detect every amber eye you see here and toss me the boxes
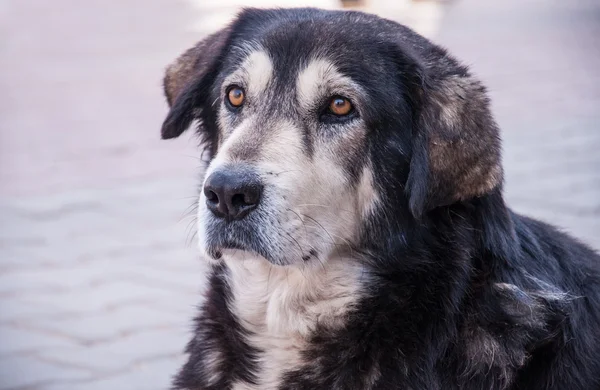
[227,86,245,107]
[328,96,353,116]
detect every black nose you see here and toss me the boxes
[203,168,263,221]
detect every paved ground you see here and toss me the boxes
[0,0,598,389]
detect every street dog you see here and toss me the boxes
[160,8,600,390]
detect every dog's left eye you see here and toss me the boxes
[329,97,352,115]
[320,96,356,123]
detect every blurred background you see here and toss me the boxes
[0,0,598,389]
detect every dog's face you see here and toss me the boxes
[201,50,378,266]
[161,8,503,267]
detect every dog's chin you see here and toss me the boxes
[202,232,285,266]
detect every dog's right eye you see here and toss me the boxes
[226,86,245,109]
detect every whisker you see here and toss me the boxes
[312,249,327,272]
[301,214,337,244]
[272,169,303,176]
[284,232,304,258]
[186,230,198,248]
[286,208,308,238]
[300,214,370,260]
[267,263,273,293]
[185,218,197,237]
[180,153,210,163]
[301,213,351,260]
[178,202,199,223]
[302,226,349,245]
[285,208,326,272]
[294,204,355,215]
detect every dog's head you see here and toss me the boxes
[161,8,502,266]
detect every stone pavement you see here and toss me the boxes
[0,0,598,389]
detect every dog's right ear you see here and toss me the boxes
[161,26,232,140]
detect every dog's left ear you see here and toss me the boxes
[405,51,503,219]
[161,26,232,140]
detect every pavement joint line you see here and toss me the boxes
[2,322,187,347]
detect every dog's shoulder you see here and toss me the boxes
[454,210,600,389]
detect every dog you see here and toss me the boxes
[160,8,600,390]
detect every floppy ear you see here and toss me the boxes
[406,57,503,218]
[161,26,232,140]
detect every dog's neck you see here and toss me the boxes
[223,253,366,338]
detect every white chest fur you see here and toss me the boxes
[224,254,365,390]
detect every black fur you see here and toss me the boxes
[163,8,600,390]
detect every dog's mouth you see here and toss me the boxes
[203,220,275,263]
